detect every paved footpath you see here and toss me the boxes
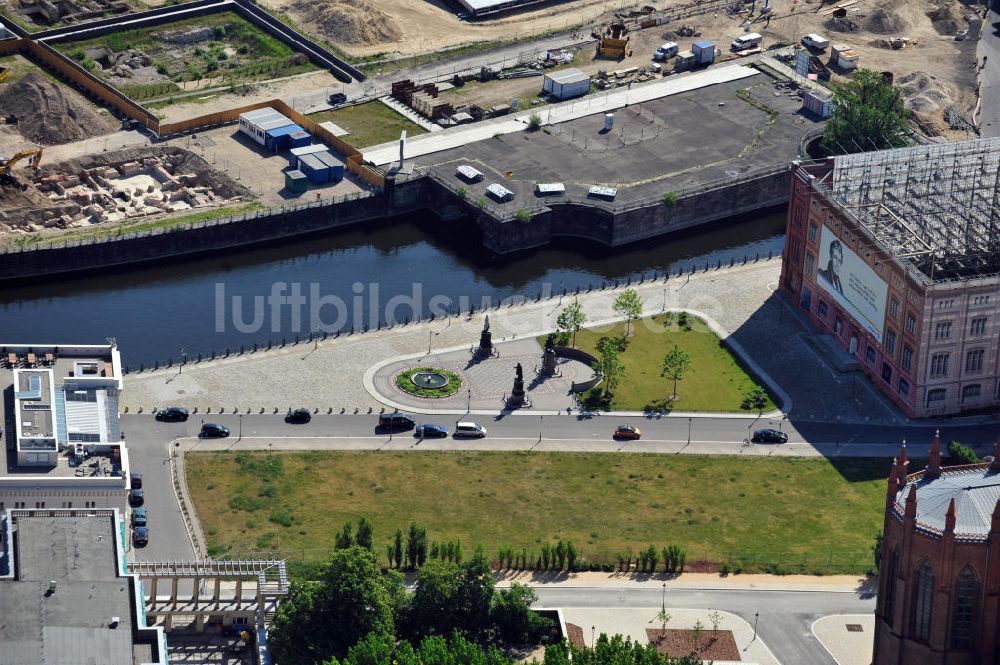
[123,258,903,425]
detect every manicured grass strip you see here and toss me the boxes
[187,451,886,574]
[308,102,427,149]
[551,314,776,413]
[396,367,462,398]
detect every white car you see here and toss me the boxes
[802,33,830,50]
[653,42,679,61]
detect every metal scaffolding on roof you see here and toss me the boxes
[827,137,1000,282]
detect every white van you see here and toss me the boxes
[731,32,763,51]
[455,422,487,438]
[802,33,830,51]
[653,42,678,61]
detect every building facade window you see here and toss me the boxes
[866,347,877,366]
[912,561,935,642]
[805,253,815,275]
[930,353,950,377]
[906,314,917,334]
[834,319,843,336]
[966,349,985,374]
[938,299,955,309]
[972,295,990,306]
[818,300,828,317]
[885,330,897,355]
[951,566,979,649]
[881,362,892,383]
[927,389,946,406]
[898,379,910,397]
[935,321,952,340]
[902,345,913,372]
[970,317,988,336]
[807,223,818,242]
[962,384,982,403]
[890,297,899,319]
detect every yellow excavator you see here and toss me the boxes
[0,148,44,184]
[0,68,8,84]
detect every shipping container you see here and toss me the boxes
[674,50,697,71]
[486,183,514,202]
[289,143,331,168]
[238,108,292,147]
[837,50,860,71]
[535,182,565,196]
[287,130,311,150]
[587,185,617,201]
[284,169,309,193]
[297,153,330,184]
[802,88,834,118]
[456,165,484,182]
[692,41,716,65]
[264,123,305,152]
[543,68,591,100]
[313,151,345,182]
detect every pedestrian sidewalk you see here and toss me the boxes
[496,570,866,594]
[121,258,903,425]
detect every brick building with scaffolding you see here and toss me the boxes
[781,137,1000,418]
[875,433,1000,664]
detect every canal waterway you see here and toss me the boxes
[0,211,785,367]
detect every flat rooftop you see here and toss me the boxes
[0,512,157,665]
[827,136,1000,283]
[415,71,822,209]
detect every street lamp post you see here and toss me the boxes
[591,625,595,646]
[687,418,692,446]
[428,330,433,355]
[178,347,185,375]
[752,611,759,642]
[467,388,472,414]
[661,582,666,612]
[238,414,243,442]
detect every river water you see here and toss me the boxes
[0,211,785,367]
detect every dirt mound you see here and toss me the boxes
[865,8,908,34]
[898,71,952,114]
[926,4,962,35]
[824,16,861,32]
[0,73,116,146]
[290,0,402,46]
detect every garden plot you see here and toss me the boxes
[59,13,317,103]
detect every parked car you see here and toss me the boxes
[328,92,347,105]
[751,428,788,443]
[133,526,149,547]
[129,488,144,507]
[156,406,189,422]
[614,425,642,440]
[285,408,312,424]
[653,41,679,60]
[199,423,230,438]
[132,507,147,528]
[130,472,142,489]
[415,423,449,438]
[453,422,487,438]
[378,413,416,432]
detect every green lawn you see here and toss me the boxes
[553,314,776,413]
[308,102,427,149]
[188,451,886,575]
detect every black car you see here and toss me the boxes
[156,406,190,422]
[285,408,312,424]
[133,526,149,547]
[751,428,788,444]
[129,488,144,507]
[328,92,347,105]
[200,423,231,438]
[378,413,415,432]
[414,423,448,438]
[130,472,143,489]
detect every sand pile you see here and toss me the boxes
[0,73,116,145]
[865,8,908,34]
[926,4,962,35]
[824,16,861,32]
[898,71,953,113]
[290,0,402,46]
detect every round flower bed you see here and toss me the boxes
[396,367,462,398]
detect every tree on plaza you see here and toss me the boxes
[821,68,909,155]
[742,385,769,414]
[661,345,692,401]
[356,516,374,551]
[543,634,702,665]
[612,289,643,337]
[556,298,587,347]
[335,522,354,549]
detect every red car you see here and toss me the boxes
[614,425,642,440]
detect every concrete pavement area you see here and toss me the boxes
[976,1,1000,136]
[812,614,875,665]
[121,258,909,425]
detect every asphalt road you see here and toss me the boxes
[531,586,876,665]
[978,0,1000,136]
[121,411,1000,563]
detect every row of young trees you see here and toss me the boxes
[496,540,579,572]
[630,544,688,574]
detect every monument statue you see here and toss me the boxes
[541,334,557,376]
[478,315,493,356]
[509,362,527,408]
